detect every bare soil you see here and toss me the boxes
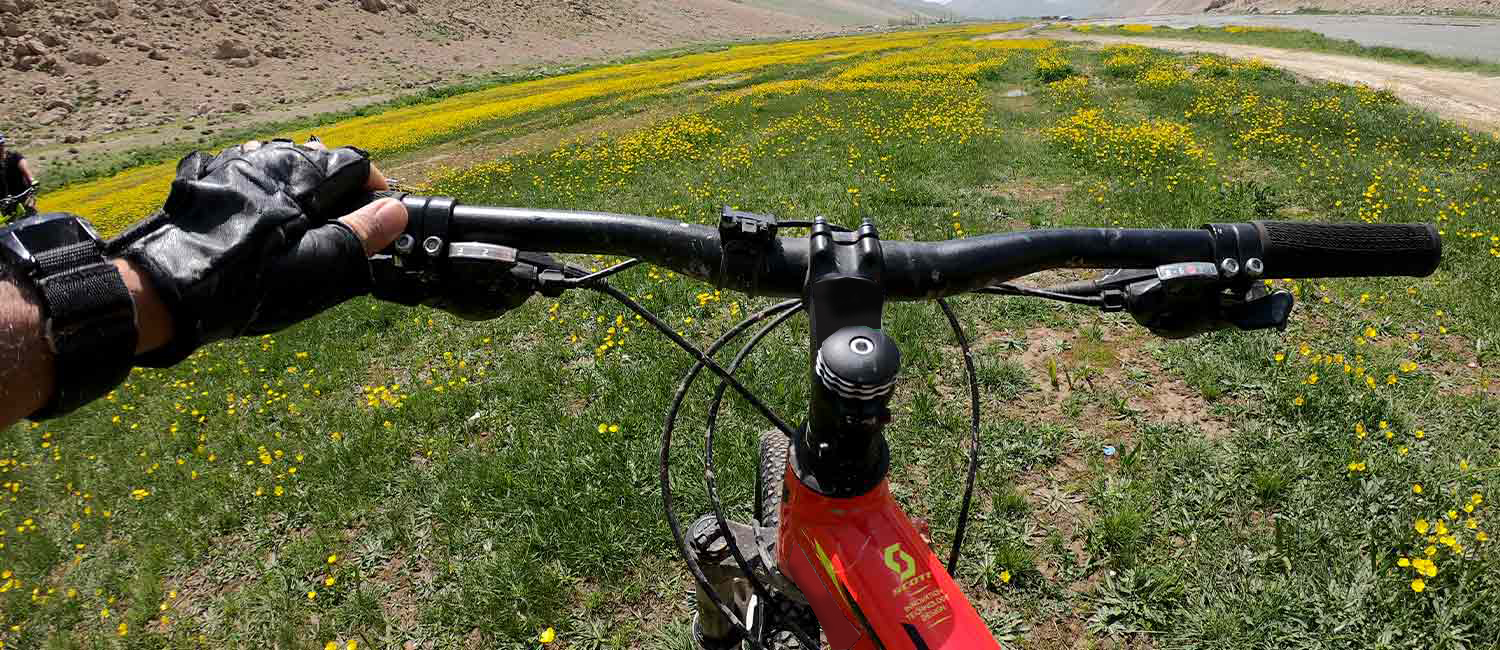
[1098,0,1500,15]
[1043,32,1500,132]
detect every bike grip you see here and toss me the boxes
[1253,221,1441,278]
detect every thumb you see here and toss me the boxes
[337,197,409,257]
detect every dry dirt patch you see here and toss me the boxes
[1025,32,1500,133]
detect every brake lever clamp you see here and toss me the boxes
[371,239,562,320]
[1122,262,1294,339]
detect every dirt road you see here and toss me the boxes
[1030,32,1500,133]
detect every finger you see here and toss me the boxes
[243,140,262,152]
[304,137,327,151]
[366,162,389,191]
[337,198,408,257]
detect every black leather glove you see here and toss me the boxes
[107,141,377,366]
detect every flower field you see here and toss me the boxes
[6,22,1500,649]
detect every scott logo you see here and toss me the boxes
[883,543,915,582]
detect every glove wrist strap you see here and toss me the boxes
[36,242,138,418]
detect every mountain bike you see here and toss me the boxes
[1,182,40,223]
[369,194,1441,648]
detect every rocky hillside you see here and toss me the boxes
[0,0,944,169]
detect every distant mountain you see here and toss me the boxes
[736,0,953,25]
[941,0,1120,18]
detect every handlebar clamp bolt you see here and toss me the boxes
[422,236,445,257]
[393,234,415,255]
[1219,258,1241,278]
[1245,257,1265,278]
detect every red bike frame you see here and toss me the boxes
[777,468,1000,648]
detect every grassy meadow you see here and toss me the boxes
[5,22,1500,650]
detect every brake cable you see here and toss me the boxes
[579,276,807,650]
[936,298,982,575]
[699,303,821,647]
[978,282,1106,307]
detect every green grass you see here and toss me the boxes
[3,34,1500,649]
[1077,24,1500,76]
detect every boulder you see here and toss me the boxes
[213,39,250,59]
[44,99,75,112]
[1,22,24,37]
[65,50,109,66]
[359,0,388,13]
[94,0,121,19]
[0,0,37,15]
[13,37,48,57]
[201,1,221,17]
[227,56,258,68]
[230,101,250,112]
[37,108,69,126]
[147,49,168,60]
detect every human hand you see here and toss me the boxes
[109,139,408,365]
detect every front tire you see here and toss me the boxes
[754,430,820,649]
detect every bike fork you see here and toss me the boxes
[688,515,806,649]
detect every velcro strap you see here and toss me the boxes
[35,241,105,277]
[31,252,138,419]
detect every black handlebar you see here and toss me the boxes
[392,195,1441,298]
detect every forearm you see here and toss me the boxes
[0,260,172,429]
[0,268,53,427]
